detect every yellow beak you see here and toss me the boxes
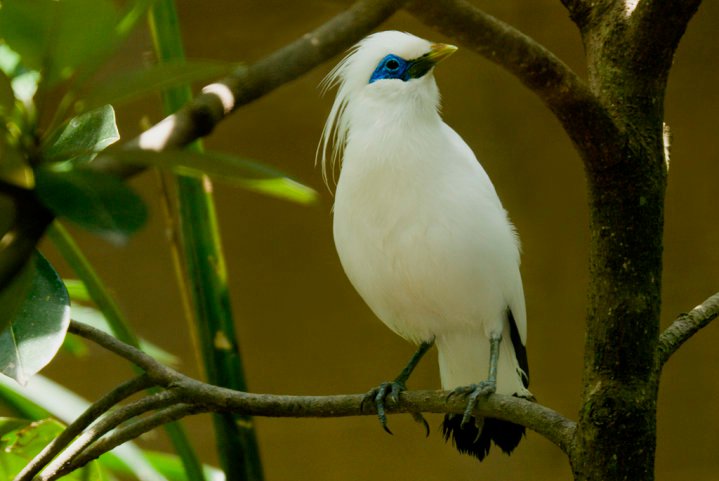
[427,43,458,64]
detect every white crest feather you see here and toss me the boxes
[316,42,360,188]
[317,31,434,189]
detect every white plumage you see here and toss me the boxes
[320,31,531,460]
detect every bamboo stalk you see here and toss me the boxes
[148,2,264,480]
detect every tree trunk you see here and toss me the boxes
[569,2,699,479]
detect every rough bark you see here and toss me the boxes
[567,2,701,480]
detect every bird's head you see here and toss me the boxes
[318,31,457,185]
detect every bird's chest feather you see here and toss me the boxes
[331,127,503,341]
[334,127,448,268]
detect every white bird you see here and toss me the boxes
[319,30,532,461]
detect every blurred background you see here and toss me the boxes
[38,1,718,479]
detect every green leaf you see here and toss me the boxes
[0,375,169,481]
[236,178,318,205]
[99,450,225,481]
[0,256,35,334]
[10,70,40,106]
[34,168,147,241]
[0,417,103,480]
[0,253,70,385]
[80,60,238,112]
[0,44,22,77]
[63,279,91,303]
[0,0,121,86]
[0,380,49,420]
[43,105,120,163]
[0,43,40,105]
[0,417,29,437]
[109,149,318,204]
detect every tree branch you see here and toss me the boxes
[25,321,574,479]
[404,0,621,172]
[35,391,185,481]
[625,0,703,83]
[13,374,154,481]
[68,321,178,382]
[0,0,404,291]
[47,404,205,481]
[65,321,576,453]
[559,0,594,28]
[657,292,719,367]
[91,0,406,179]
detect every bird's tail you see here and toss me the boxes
[441,395,532,461]
[436,324,532,461]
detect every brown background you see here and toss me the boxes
[39,1,719,480]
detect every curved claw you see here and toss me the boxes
[411,412,431,437]
[362,381,405,435]
[364,380,431,436]
[447,381,496,428]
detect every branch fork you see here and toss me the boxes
[14,320,575,481]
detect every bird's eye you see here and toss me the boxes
[385,59,400,70]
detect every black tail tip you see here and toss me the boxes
[441,414,525,461]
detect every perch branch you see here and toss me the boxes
[66,321,576,451]
[658,292,719,367]
[404,0,621,172]
[25,322,574,479]
[52,391,576,481]
[13,374,154,481]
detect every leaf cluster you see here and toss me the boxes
[0,1,318,478]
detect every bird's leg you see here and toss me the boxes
[447,334,501,428]
[362,338,434,435]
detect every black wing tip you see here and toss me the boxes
[442,414,526,461]
[508,308,530,388]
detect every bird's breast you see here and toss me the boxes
[332,125,518,342]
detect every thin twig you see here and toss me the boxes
[658,292,719,367]
[12,374,155,481]
[48,404,206,481]
[67,321,177,384]
[36,389,184,481]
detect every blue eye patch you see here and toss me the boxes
[369,54,409,83]
[369,53,437,84]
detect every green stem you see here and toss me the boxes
[46,221,206,481]
[47,222,138,346]
[148,3,264,481]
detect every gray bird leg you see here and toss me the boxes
[447,334,502,428]
[486,333,501,386]
[363,338,434,435]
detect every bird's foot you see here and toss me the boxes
[361,381,430,436]
[447,381,496,428]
